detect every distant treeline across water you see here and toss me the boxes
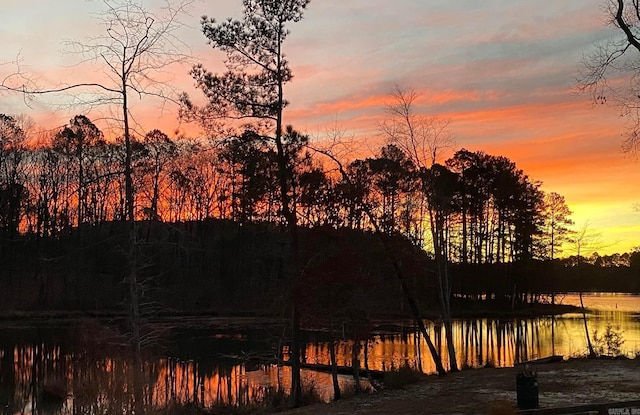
[0,220,638,315]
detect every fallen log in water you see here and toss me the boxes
[515,355,565,366]
[297,362,386,380]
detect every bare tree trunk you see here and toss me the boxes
[122,80,145,414]
[363,338,381,391]
[432,211,458,372]
[123,84,134,222]
[551,315,556,356]
[126,218,145,414]
[575,232,596,359]
[273,35,302,405]
[579,290,596,358]
[439,261,458,371]
[329,323,341,401]
[351,340,361,394]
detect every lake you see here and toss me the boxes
[1,293,638,414]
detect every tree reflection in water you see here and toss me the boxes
[1,301,639,414]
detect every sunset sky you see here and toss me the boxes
[1,0,639,255]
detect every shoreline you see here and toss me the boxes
[282,357,640,415]
[0,302,585,323]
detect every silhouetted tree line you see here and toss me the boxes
[2,113,569,257]
[448,257,639,305]
[1,112,637,314]
[1,217,636,315]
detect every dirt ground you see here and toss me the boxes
[282,358,640,415]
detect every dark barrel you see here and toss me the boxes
[516,372,539,410]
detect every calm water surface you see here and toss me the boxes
[1,293,638,414]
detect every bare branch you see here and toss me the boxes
[616,0,640,53]
[2,0,195,121]
[5,82,121,96]
[578,0,640,156]
[307,118,359,171]
[379,85,455,168]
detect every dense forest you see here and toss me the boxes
[2,217,639,315]
[1,113,638,316]
[0,113,580,258]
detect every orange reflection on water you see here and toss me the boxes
[1,294,638,414]
[298,294,640,377]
